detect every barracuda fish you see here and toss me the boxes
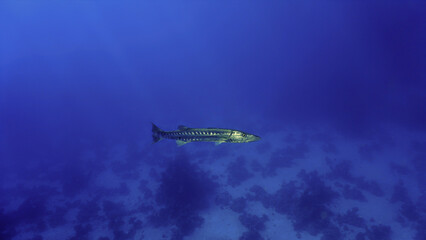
[152,123,260,146]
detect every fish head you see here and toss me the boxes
[230,130,261,143]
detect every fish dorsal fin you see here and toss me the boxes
[176,140,189,147]
[178,125,191,130]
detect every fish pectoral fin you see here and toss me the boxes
[215,141,225,146]
[178,125,191,131]
[176,140,189,146]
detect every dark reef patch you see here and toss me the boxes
[414,218,426,240]
[0,185,60,235]
[230,197,247,214]
[391,180,410,203]
[97,237,110,240]
[239,230,264,240]
[327,160,354,182]
[149,155,217,239]
[77,199,101,223]
[227,156,253,187]
[365,224,392,240]
[321,225,343,240]
[30,235,43,240]
[0,209,17,240]
[154,156,217,213]
[391,181,423,227]
[291,171,340,236]
[69,224,92,240]
[12,194,48,231]
[336,208,366,228]
[170,214,204,240]
[102,200,136,239]
[246,185,271,208]
[247,171,342,239]
[110,216,143,240]
[327,160,384,197]
[399,201,420,222]
[239,213,268,232]
[273,181,299,215]
[47,205,69,228]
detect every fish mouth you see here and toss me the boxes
[248,135,261,142]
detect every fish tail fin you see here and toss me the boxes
[152,123,163,143]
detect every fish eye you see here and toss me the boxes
[242,133,246,137]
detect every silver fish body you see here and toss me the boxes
[152,123,260,146]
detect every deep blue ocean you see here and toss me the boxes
[1,1,425,240]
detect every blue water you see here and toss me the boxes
[1,1,425,240]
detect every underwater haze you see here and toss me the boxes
[1,1,426,240]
